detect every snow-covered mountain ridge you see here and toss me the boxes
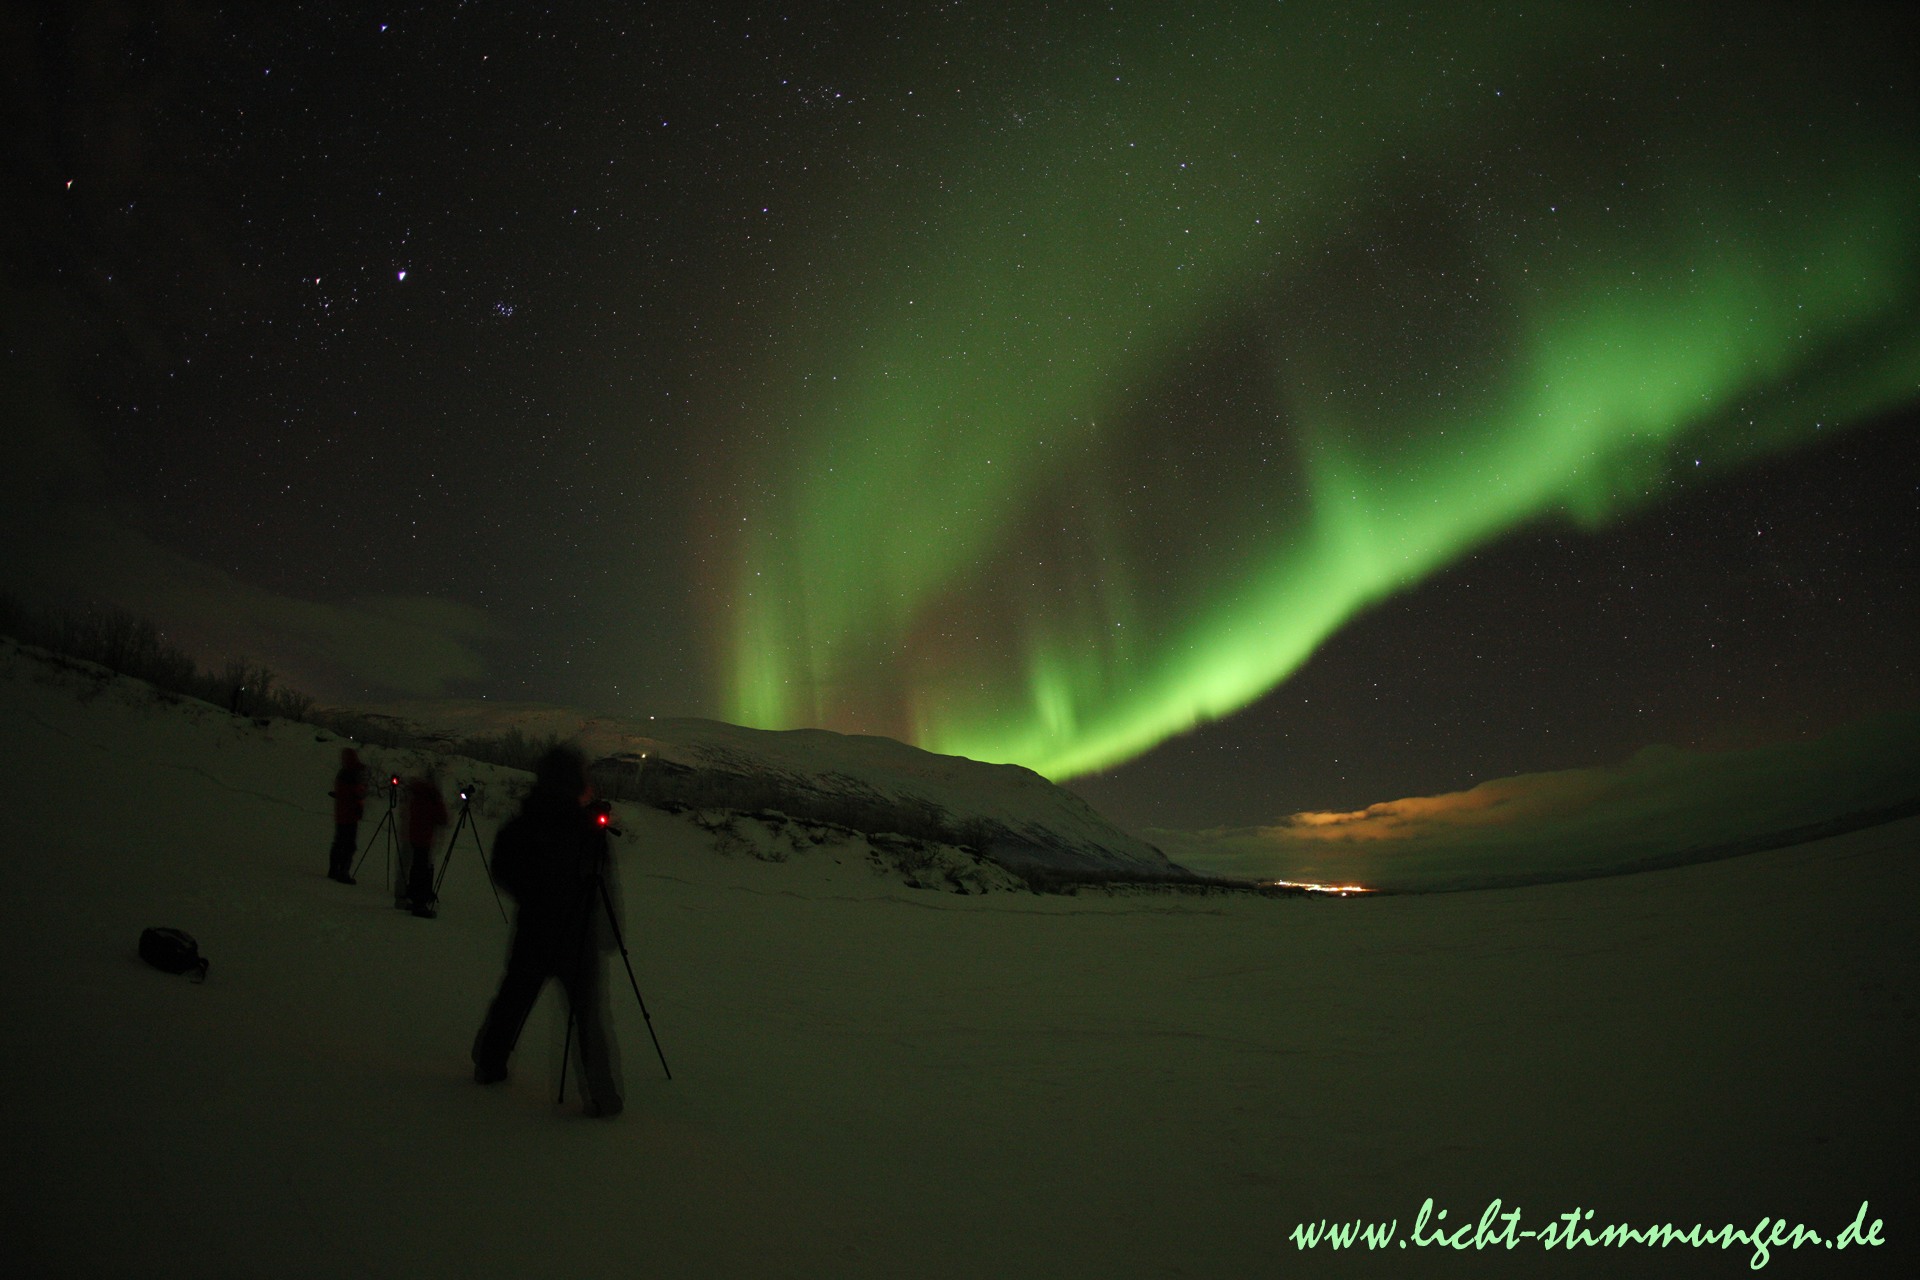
[327,699,1190,880]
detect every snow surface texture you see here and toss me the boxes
[0,642,1914,1278]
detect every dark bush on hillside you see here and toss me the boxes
[1,596,571,773]
[457,728,570,774]
[300,709,417,751]
[584,752,1214,892]
[588,754,975,848]
[1,593,194,690]
[0,593,317,721]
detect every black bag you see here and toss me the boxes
[139,927,209,982]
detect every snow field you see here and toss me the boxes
[1,644,1913,1278]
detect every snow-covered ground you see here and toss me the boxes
[1,642,1913,1277]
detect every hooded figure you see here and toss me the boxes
[402,766,449,918]
[471,745,623,1117]
[327,748,367,884]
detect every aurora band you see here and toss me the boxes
[715,4,1920,779]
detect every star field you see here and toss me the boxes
[2,0,1914,830]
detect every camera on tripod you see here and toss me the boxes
[588,797,623,837]
[428,778,508,924]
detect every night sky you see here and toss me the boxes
[5,1,1916,834]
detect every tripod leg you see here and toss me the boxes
[557,996,576,1105]
[351,809,392,879]
[596,874,672,1080]
[433,806,510,924]
[474,831,510,924]
[434,809,467,895]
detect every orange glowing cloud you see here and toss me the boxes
[1275,770,1617,842]
[1146,709,1919,892]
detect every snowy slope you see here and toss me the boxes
[330,698,1185,877]
[1,640,1914,1279]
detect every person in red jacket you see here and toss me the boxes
[403,765,450,918]
[328,748,368,884]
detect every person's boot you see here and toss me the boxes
[328,857,355,885]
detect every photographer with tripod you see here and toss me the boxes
[326,748,368,884]
[471,746,625,1117]
[401,765,449,918]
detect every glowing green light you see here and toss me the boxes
[714,5,1920,778]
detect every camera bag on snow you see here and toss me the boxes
[139,927,209,982]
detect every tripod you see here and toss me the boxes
[435,789,509,924]
[559,870,672,1103]
[350,774,401,888]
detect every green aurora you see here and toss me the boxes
[715,3,1919,779]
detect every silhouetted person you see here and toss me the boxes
[472,746,623,1117]
[327,748,367,884]
[403,766,449,918]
